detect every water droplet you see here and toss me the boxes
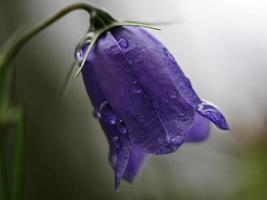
[132,80,142,94]
[118,38,129,49]
[75,32,94,64]
[112,136,121,149]
[116,120,127,134]
[99,101,117,125]
[93,110,101,119]
[75,49,84,64]
[171,135,184,145]
[112,136,119,141]
[197,102,214,114]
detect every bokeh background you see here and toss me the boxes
[1,0,267,199]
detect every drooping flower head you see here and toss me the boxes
[75,10,229,191]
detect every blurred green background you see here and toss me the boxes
[1,0,267,199]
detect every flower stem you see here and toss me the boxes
[0,125,10,200]
[11,108,24,200]
[0,3,100,199]
[0,3,97,97]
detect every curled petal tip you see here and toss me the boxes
[220,121,231,131]
[196,102,230,131]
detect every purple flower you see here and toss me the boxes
[77,26,229,190]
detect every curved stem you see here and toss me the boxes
[74,21,160,76]
[0,3,98,199]
[0,3,96,91]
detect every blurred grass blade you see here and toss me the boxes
[0,125,10,200]
[11,108,25,200]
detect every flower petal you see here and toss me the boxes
[195,103,230,130]
[123,145,148,182]
[114,133,131,191]
[81,53,131,191]
[112,27,229,131]
[185,113,210,142]
[86,31,194,154]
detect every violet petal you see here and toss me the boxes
[86,31,195,154]
[185,113,210,142]
[81,52,131,191]
[112,27,229,131]
[123,145,147,182]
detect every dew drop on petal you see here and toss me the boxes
[99,101,118,125]
[75,49,84,64]
[93,110,102,119]
[112,136,119,141]
[109,119,117,125]
[171,135,184,146]
[112,136,121,149]
[75,33,93,65]
[116,120,127,134]
[131,80,142,94]
[118,38,129,49]
[197,102,207,112]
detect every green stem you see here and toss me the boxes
[0,3,97,99]
[11,109,24,200]
[0,126,10,200]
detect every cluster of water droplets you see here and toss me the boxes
[93,101,129,151]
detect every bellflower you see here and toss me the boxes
[76,24,229,191]
[0,2,229,196]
